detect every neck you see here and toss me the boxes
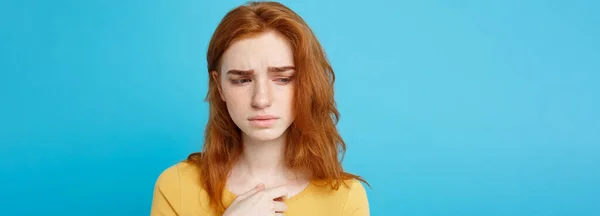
[238,132,288,182]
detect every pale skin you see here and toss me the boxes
[212,30,311,216]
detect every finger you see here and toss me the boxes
[264,184,289,200]
[237,183,265,200]
[272,201,287,212]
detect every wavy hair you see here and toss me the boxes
[186,1,368,213]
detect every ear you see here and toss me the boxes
[211,70,225,102]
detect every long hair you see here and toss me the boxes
[186,1,368,213]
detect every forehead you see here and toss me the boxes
[220,31,294,73]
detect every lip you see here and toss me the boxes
[248,115,279,121]
[248,115,279,127]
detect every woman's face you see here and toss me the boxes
[214,31,295,142]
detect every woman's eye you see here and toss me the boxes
[232,78,251,84]
[276,77,292,83]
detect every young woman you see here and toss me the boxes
[151,1,370,215]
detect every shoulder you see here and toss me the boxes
[310,178,368,201]
[341,179,370,216]
[343,179,367,191]
[151,161,206,215]
[308,178,370,215]
[154,160,202,191]
[341,179,368,201]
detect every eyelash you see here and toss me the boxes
[231,78,251,84]
[230,77,293,85]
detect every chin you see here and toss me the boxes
[242,128,287,142]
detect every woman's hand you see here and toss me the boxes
[223,183,288,216]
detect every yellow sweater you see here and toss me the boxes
[150,161,370,216]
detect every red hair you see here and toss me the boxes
[186,1,368,213]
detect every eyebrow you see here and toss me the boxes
[226,66,295,75]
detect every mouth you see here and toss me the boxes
[248,115,279,127]
[248,115,279,121]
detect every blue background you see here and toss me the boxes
[1,0,598,215]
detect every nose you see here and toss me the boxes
[251,78,272,109]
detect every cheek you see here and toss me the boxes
[282,84,294,102]
[223,88,248,114]
[275,85,295,111]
